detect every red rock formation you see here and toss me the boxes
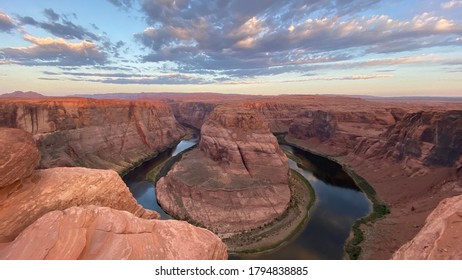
[285,108,462,259]
[0,128,40,188]
[0,206,227,260]
[392,194,462,260]
[0,98,186,173]
[169,101,216,129]
[157,106,290,234]
[0,167,160,242]
[0,127,159,242]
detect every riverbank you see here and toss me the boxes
[225,168,315,255]
[282,134,460,259]
[280,135,388,259]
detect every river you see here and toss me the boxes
[123,139,372,259]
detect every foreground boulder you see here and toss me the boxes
[0,167,159,242]
[392,194,462,260]
[0,206,227,260]
[157,106,290,235]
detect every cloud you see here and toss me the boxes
[0,34,107,66]
[286,74,394,82]
[107,0,134,9]
[0,11,16,33]
[441,1,462,9]
[43,8,60,21]
[92,73,208,84]
[134,0,462,79]
[18,13,100,41]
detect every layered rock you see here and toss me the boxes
[0,206,227,260]
[169,101,216,129]
[285,107,462,259]
[392,194,462,260]
[289,110,338,142]
[0,167,160,242]
[157,106,290,234]
[0,98,185,173]
[380,110,462,167]
[0,128,40,188]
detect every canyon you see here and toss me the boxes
[155,94,462,259]
[1,92,462,259]
[0,111,227,259]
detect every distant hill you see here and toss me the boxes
[0,91,46,99]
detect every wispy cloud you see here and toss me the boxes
[285,74,394,82]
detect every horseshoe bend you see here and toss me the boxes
[0,93,461,260]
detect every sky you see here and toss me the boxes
[0,0,461,96]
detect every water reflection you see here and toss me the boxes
[241,145,372,260]
[124,139,372,259]
[123,137,199,219]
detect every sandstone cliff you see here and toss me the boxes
[0,127,159,242]
[392,194,462,260]
[0,128,40,188]
[169,101,216,129]
[0,98,186,173]
[285,108,462,259]
[0,206,227,260]
[157,106,291,235]
[0,127,227,260]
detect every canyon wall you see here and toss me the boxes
[285,108,462,259]
[0,98,186,173]
[157,106,291,235]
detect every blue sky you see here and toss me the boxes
[0,0,461,96]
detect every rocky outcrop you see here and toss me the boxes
[0,167,159,242]
[392,194,462,260]
[0,128,40,188]
[380,110,462,167]
[0,206,227,260]
[0,98,186,173]
[157,106,290,234]
[289,110,338,142]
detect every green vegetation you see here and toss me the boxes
[342,166,390,259]
[276,133,390,260]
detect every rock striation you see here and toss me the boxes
[0,206,227,260]
[0,98,186,173]
[0,166,160,242]
[157,106,291,235]
[392,194,462,260]
[0,127,159,242]
[0,128,40,188]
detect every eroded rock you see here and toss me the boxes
[392,195,462,260]
[0,206,227,260]
[157,106,290,234]
[0,128,40,188]
[0,167,159,242]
